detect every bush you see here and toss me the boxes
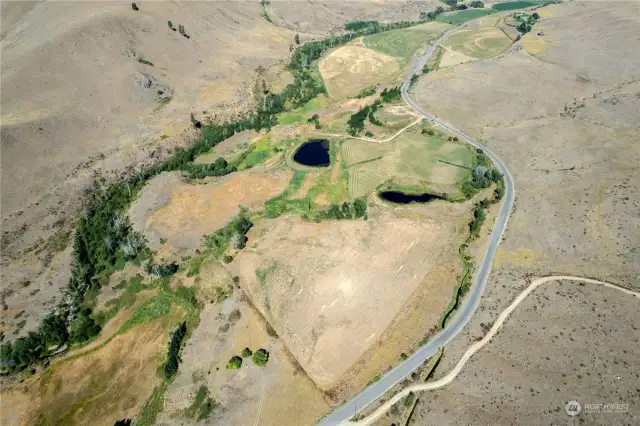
[226,355,242,369]
[241,347,252,357]
[131,3,138,11]
[453,136,459,141]
[252,348,269,366]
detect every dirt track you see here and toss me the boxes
[349,275,640,425]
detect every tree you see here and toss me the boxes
[227,355,243,369]
[469,1,484,7]
[532,12,540,20]
[131,3,139,11]
[39,313,69,349]
[69,309,101,343]
[168,21,173,29]
[252,348,269,366]
[294,33,300,45]
[241,347,252,357]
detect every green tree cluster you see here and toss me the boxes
[318,198,367,220]
[226,355,242,369]
[203,211,253,253]
[252,348,270,366]
[380,86,401,103]
[164,321,187,379]
[420,6,446,20]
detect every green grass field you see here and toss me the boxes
[492,1,544,11]
[363,22,452,62]
[344,129,473,197]
[437,9,496,25]
[278,96,330,125]
[393,131,472,187]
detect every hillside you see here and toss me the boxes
[0,0,436,340]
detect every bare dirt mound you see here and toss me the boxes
[320,44,399,99]
[230,203,467,390]
[128,169,292,256]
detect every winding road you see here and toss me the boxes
[317,24,516,426]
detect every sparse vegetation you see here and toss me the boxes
[252,348,269,366]
[185,385,217,421]
[137,57,154,66]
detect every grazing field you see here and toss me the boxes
[319,45,399,99]
[348,157,395,197]
[342,139,392,167]
[363,21,452,61]
[437,9,495,25]
[345,129,473,197]
[440,27,513,66]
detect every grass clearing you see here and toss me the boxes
[442,28,513,62]
[345,128,473,197]
[278,96,330,125]
[363,22,452,62]
[238,134,273,169]
[437,9,496,25]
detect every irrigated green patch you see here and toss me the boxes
[437,9,495,25]
[345,129,473,197]
[278,95,330,125]
[238,135,273,168]
[363,22,452,62]
[492,0,544,11]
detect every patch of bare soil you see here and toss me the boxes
[411,280,640,425]
[229,199,471,391]
[128,168,292,257]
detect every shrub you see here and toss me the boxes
[168,21,173,29]
[241,347,252,357]
[400,352,408,360]
[252,348,269,366]
[453,136,459,141]
[226,355,242,369]
[223,255,233,264]
[365,131,374,137]
[131,3,139,11]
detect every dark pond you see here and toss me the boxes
[293,139,330,167]
[378,191,445,204]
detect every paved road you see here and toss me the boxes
[317,25,516,426]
